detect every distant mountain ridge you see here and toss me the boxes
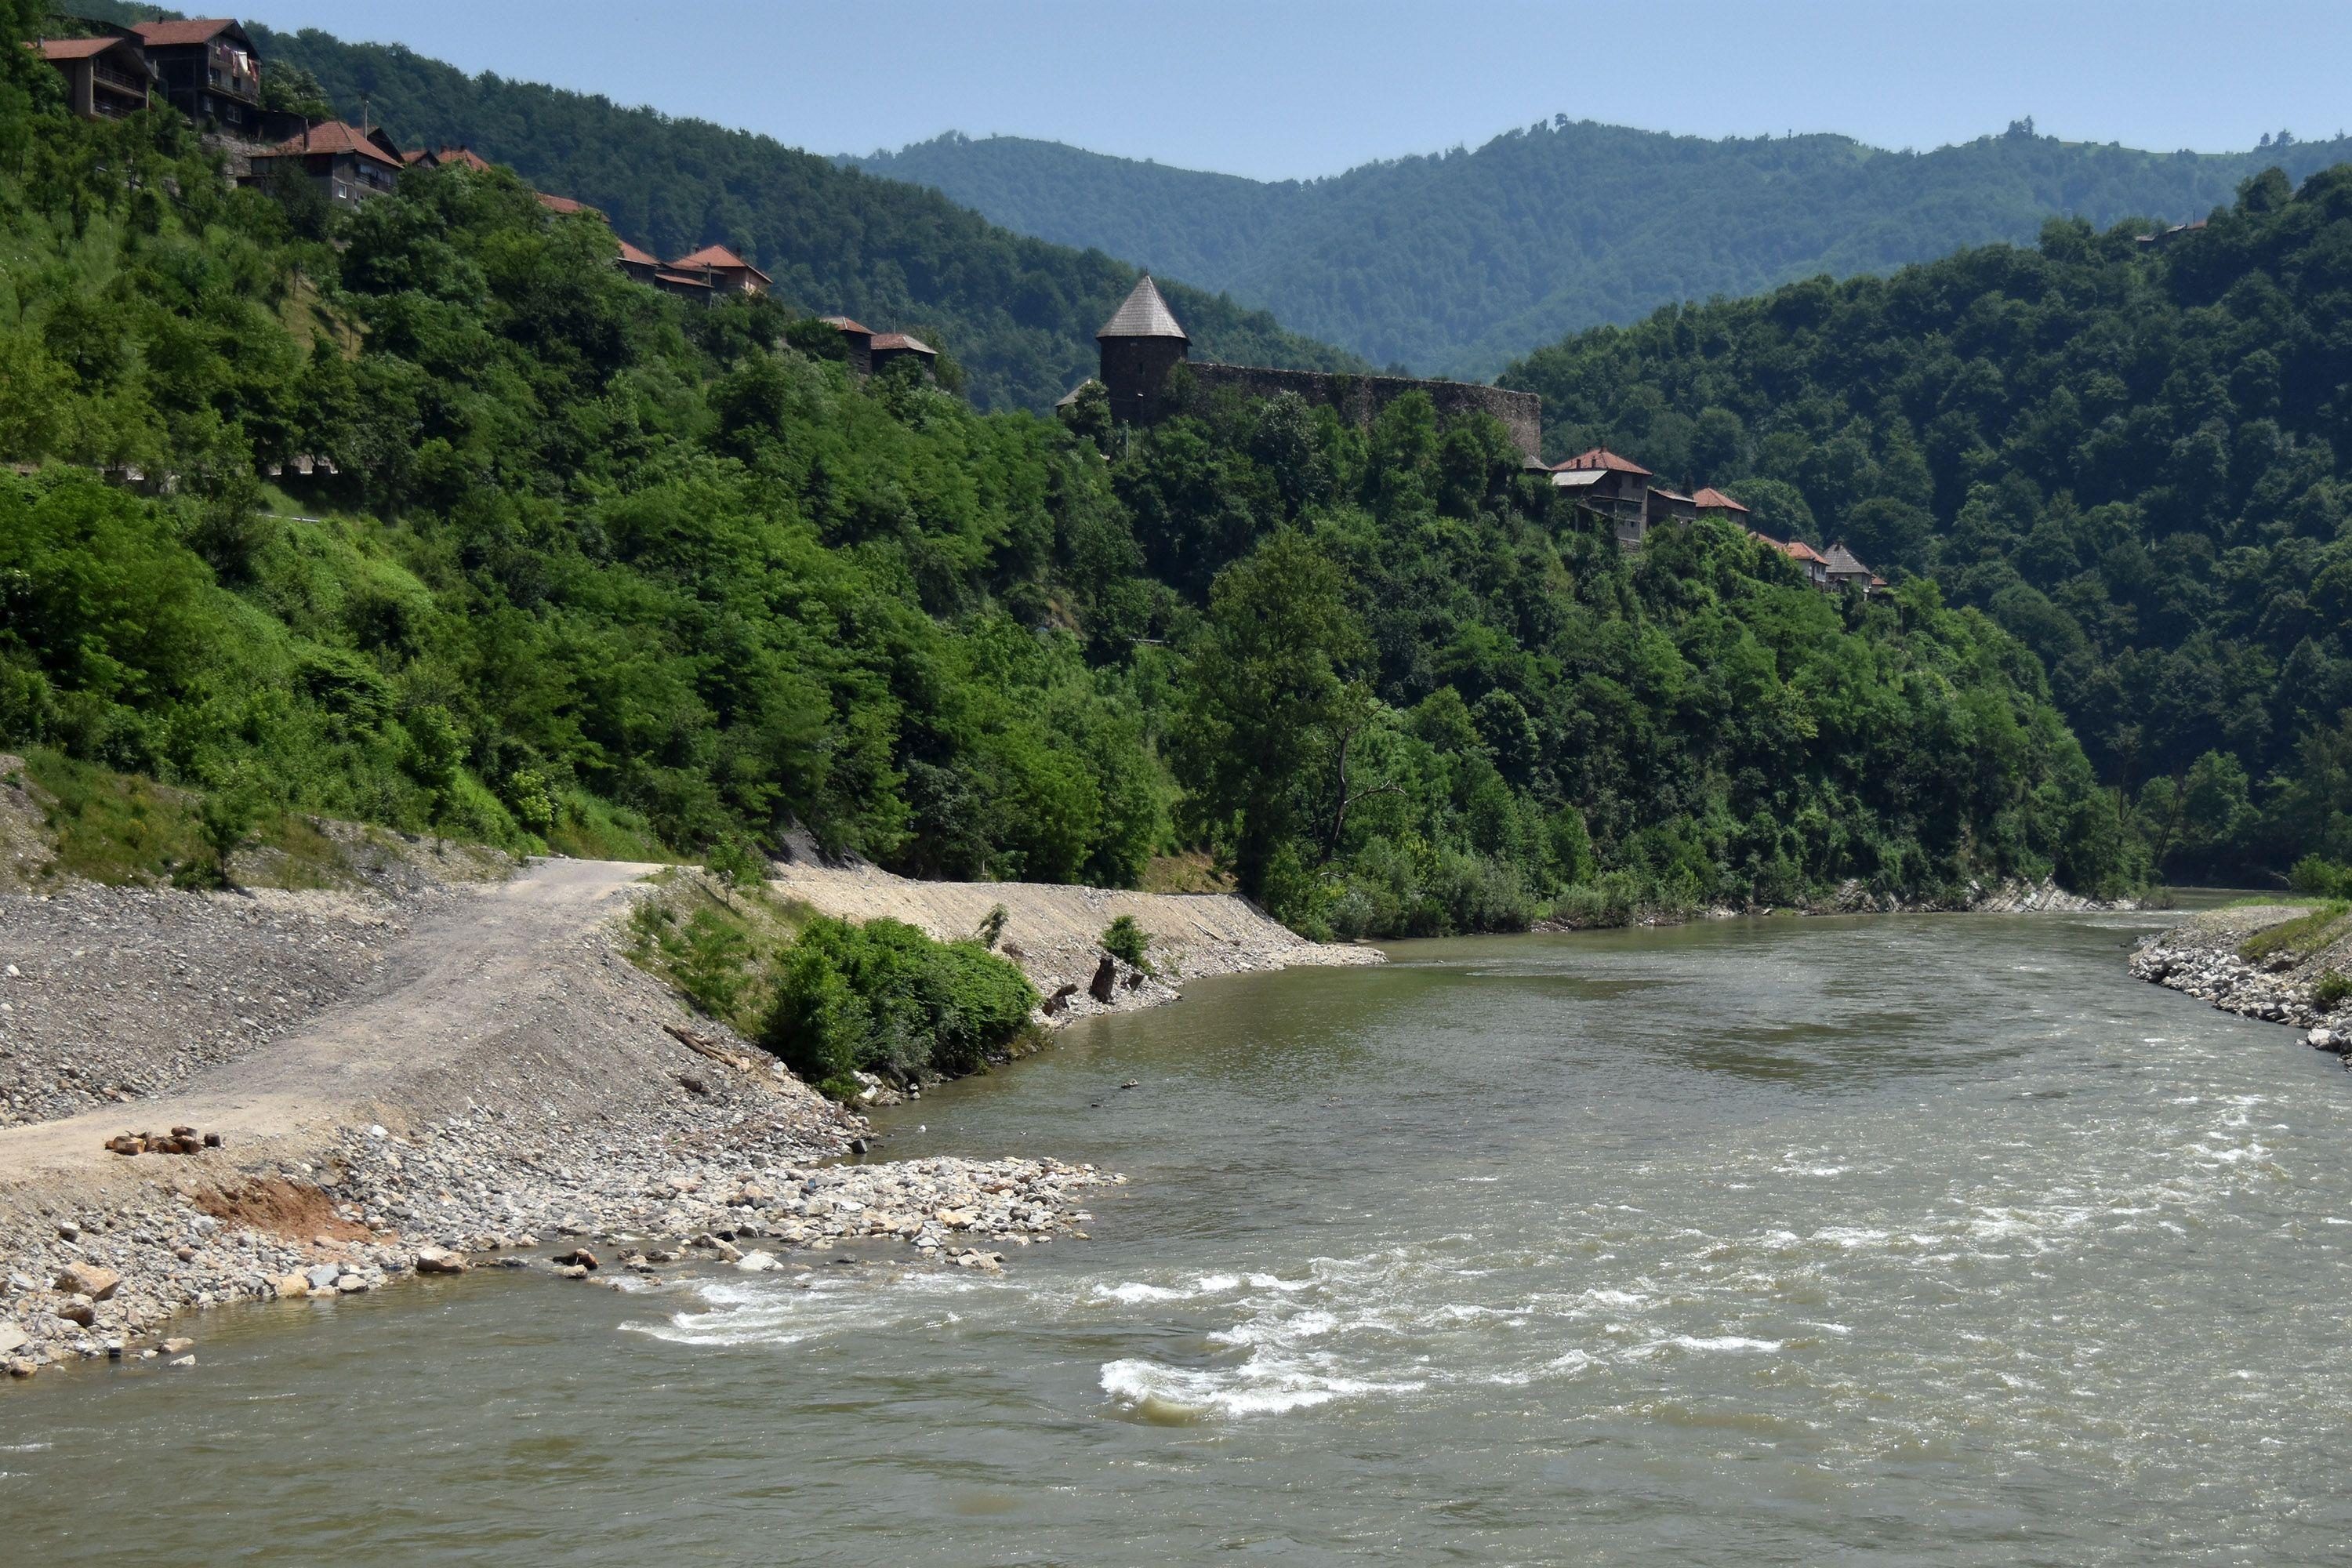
[850,122,2352,379]
[239,25,1362,411]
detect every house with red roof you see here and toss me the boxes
[667,244,771,298]
[127,17,260,135]
[868,331,938,380]
[1549,448,1656,548]
[243,119,402,206]
[27,35,152,122]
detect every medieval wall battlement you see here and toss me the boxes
[1087,275,1540,461]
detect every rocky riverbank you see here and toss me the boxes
[2130,903,2352,1058]
[0,855,1127,1386]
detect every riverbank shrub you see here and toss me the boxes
[764,916,1038,1096]
[1100,914,1152,972]
[2289,855,2352,900]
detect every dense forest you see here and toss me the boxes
[853,122,2352,379]
[1502,169,2352,885]
[0,13,2136,942]
[60,3,1362,412]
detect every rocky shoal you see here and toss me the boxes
[2129,932,2352,1058]
[0,1126,1120,1382]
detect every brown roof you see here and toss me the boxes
[535,191,591,215]
[256,121,404,172]
[671,244,772,283]
[1691,486,1749,514]
[616,238,660,267]
[654,269,713,289]
[821,315,873,336]
[1554,447,1653,476]
[405,145,494,172]
[1652,488,1696,505]
[869,332,935,355]
[34,37,140,63]
[132,18,246,47]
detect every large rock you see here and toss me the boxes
[413,1246,468,1276]
[274,1274,310,1299]
[55,1262,120,1300]
[0,1324,27,1356]
[303,1263,343,1291]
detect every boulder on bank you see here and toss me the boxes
[54,1261,119,1300]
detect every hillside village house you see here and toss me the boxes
[1549,448,1661,549]
[128,16,260,134]
[244,119,402,207]
[28,35,151,122]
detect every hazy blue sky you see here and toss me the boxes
[245,1,2352,180]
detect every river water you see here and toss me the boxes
[6,910,2351,1563]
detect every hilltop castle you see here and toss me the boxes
[1080,277,1543,462]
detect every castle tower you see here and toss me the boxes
[1096,274,1189,425]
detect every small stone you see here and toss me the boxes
[0,1325,27,1356]
[304,1263,343,1290]
[55,1262,121,1300]
[160,1337,194,1355]
[413,1246,468,1276]
[557,1264,590,1280]
[6,1359,34,1379]
[56,1296,96,1327]
[55,1222,78,1242]
[335,1275,368,1294]
[166,1354,194,1367]
[553,1248,598,1271]
[274,1274,310,1299]
[734,1250,779,1272]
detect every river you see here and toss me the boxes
[5,909,2350,1563]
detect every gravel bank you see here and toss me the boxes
[768,860,1383,1026]
[2130,904,2352,1058]
[0,886,413,1126]
[0,858,1126,1385]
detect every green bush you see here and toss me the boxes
[1101,913,1152,972]
[2314,970,2350,1011]
[763,916,1038,1096]
[2288,855,2352,900]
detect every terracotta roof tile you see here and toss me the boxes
[256,121,404,171]
[1554,447,1653,476]
[132,18,245,47]
[870,332,935,354]
[1691,486,1749,513]
[616,238,660,267]
[535,191,591,215]
[33,37,137,63]
[670,244,771,283]
[821,315,873,335]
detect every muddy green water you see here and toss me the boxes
[6,911,2352,1564]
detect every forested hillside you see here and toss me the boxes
[1502,168,2352,884]
[60,6,1360,412]
[0,11,2136,932]
[852,122,2352,379]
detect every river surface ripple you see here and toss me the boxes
[5,911,2350,1564]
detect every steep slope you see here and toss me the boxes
[853,122,2352,378]
[242,25,1362,411]
[1497,165,2352,885]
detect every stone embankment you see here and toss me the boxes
[2130,903,2352,1058]
[768,861,1383,1026]
[1817,875,2139,916]
[0,855,1127,1385]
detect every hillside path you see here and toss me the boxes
[0,857,659,1203]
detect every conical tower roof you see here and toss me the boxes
[1097,274,1188,341]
